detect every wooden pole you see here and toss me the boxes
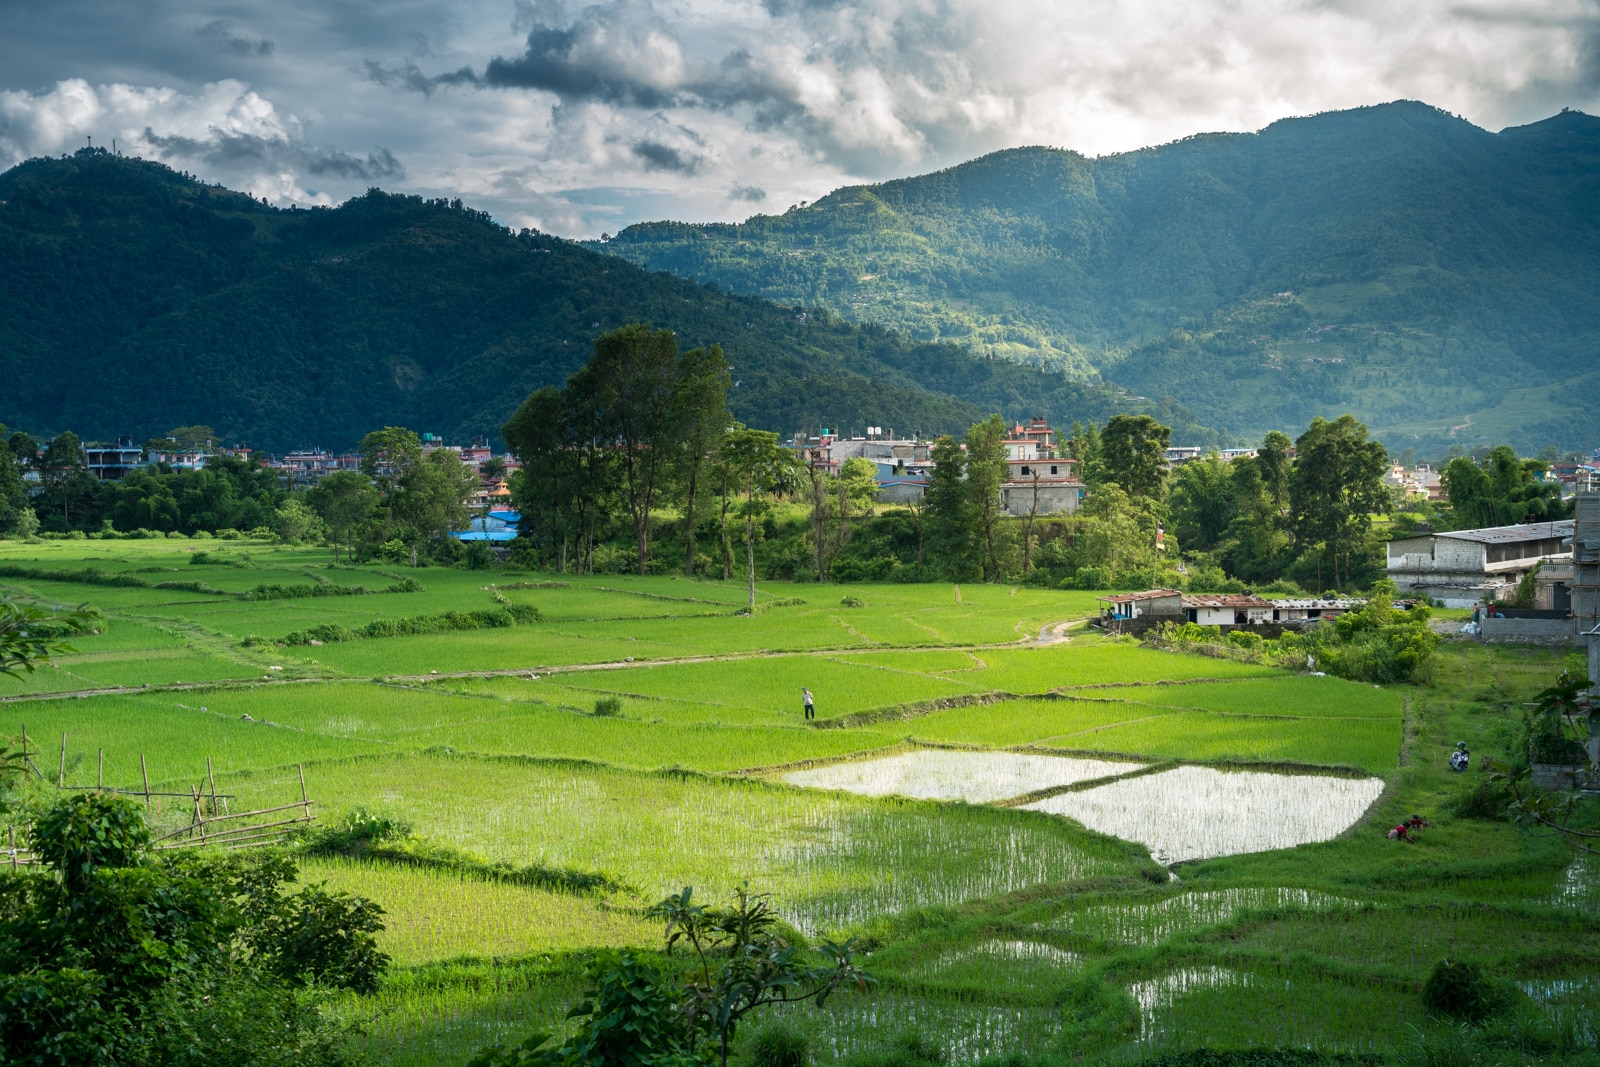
[297,764,311,822]
[206,757,218,816]
[58,734,66,788]
[8,826,15,872]
[191,787,206,844]
[97,749,103,792]
[141,755,152,811]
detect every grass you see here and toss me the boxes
[2,539,1597,1064]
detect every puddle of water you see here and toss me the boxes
[1128,967,1252,1040]
[1022,765,1385,863]
[1048,887,1360,945]
[1551,853,1600,911]
[771,992,1064,1063]
[783,749,1142,804]
[909,938,1080,980]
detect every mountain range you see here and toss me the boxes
[597,102,1600,454]
[0,152,1199,453]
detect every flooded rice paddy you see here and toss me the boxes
[782,749,1140,803]
[1048,887,1361,945]
[783,750,1385,865]
[1022,765,1385,864]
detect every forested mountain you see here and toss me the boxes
[597,102,1600,453]
[0,152,1206,452]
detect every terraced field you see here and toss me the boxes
[2,536,1594,1064]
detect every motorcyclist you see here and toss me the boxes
[1449,741,1469,772]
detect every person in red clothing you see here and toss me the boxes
[1387,822,1411,841]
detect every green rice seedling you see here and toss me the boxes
[764,990,1069,1063]
[222,753,1147,935]
[906,698,1180,749]
[1023,765,1386,864]
[0,693,385,787]
[782,750,1144,803]
[1091,675,1405,720]
[298,857,656,964]
[1045,887,1365,946]
[1040,709,1401,773]
[155,681,895,772]
[963,643,1277,694]
[1227,905,1600,982]
[1129,966,1422,1051]
[901,938,1082,994]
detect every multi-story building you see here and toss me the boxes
[1387,520,1574,607]
[84,436,145,481]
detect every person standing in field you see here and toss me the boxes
[802,687,815,721]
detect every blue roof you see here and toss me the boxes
[454,511,520,542]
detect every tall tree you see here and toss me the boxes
[1290,414,1389,590]
[503,385,575,569]
[358,426,423,497]
[923,435,973,579]
[306,471,380,563]
[38,431,94,525]
[589,325,681,575]
[1099,415,1171,501]
[1256,430,1293,512]
[964,414,1008,581]
[672,345,733,577]
[835,456,879,569]
[393,449,478,565]
[1168,452,1235,552]
[719,429,788,611]
[1441,445,1566,529]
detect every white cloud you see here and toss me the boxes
[1,0,1597,234]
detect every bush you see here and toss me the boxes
[593,696,623,717]
[1445,779,1512,821]
[747,1020,810,1067]
[1422,960,1499,1022]
[845,1031,948,1067]
[840,595,866,608]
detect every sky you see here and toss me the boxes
[0,0,1596,237]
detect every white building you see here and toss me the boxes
[1387,520,1574,608]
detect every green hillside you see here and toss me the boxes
[0,151,1207,451]
[598,102,1600,453]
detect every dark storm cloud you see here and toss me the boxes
[631,139,699,172]
[483,24,679,106]
[140,128,405,180]
[195,20,274,58]
[365,60,481,95]
[728,183,766,201]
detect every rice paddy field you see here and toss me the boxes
[3,536,1597,1065]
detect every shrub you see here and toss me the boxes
[748,1020,810,1067]
[840,595,866,608]
[594,696,623,717]
[1422,960,1498,1022]
[1445,779,1512,820]
[846,1031,948,1067]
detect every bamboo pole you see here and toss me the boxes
[97,749,103,791]
[206,757,218,816]
[140,755,151,810]
[58,734,66,788]
[8,826,15,872]
[298,764,312,822]
[147,800,312,842]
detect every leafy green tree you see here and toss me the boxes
[306,471,380,563]
[0,438,26,535]
[1257,430,1293,512]
[673,345,733,578]
[1168,452,1235,553]
[1099,415,1171,501]
[963,414,1009,581]
[1441,445,1567,529]
[834,455,879,572]
[273,497,323,544]
[38,430,98,526]
[1070,483,1158,585]
[358,426,424,496]
[2,794,381,1064]
[720,429,791,610]
[393,449,478,565]
[589,325,682,575]
[1220,455,1293,581]
[0,598,101,681]
[1289,414,1389,590]
[923,435,973,579]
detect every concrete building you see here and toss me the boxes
[84,436,145,481]
[1001,458,1085,517]
[1098,590,1184,622]
[1181,594,1274,626]
[1387,520,1574,608]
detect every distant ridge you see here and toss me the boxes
[0,151,1211,451]
[598,102,1600,452]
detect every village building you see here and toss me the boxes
[999,420,1085,517]
[1097,590,1184,622]
[1181,594,1274,626]
[1386,520,1574,608]
[83,436,145,481]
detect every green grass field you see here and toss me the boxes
[2,537,1595,1064]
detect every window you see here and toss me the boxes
[1020,465,1030,476]
[1050,465,1058,474]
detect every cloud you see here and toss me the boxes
[196,20,274,58]
[631,138,699,173]
[3,0,1600,236]
[728,183,766,201]
[0,79,401,202]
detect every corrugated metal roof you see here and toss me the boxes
[1097,589,1182,603]
[1434,520,1573,545]
[1181,594,1273,608]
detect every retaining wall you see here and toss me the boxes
[1477,617,1575,645]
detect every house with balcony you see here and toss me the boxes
[1387,520,1574,607]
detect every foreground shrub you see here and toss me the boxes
[747,1020,810,1067]
[1422,960,1500,1022]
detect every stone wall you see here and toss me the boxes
[1477,617,1576,645]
